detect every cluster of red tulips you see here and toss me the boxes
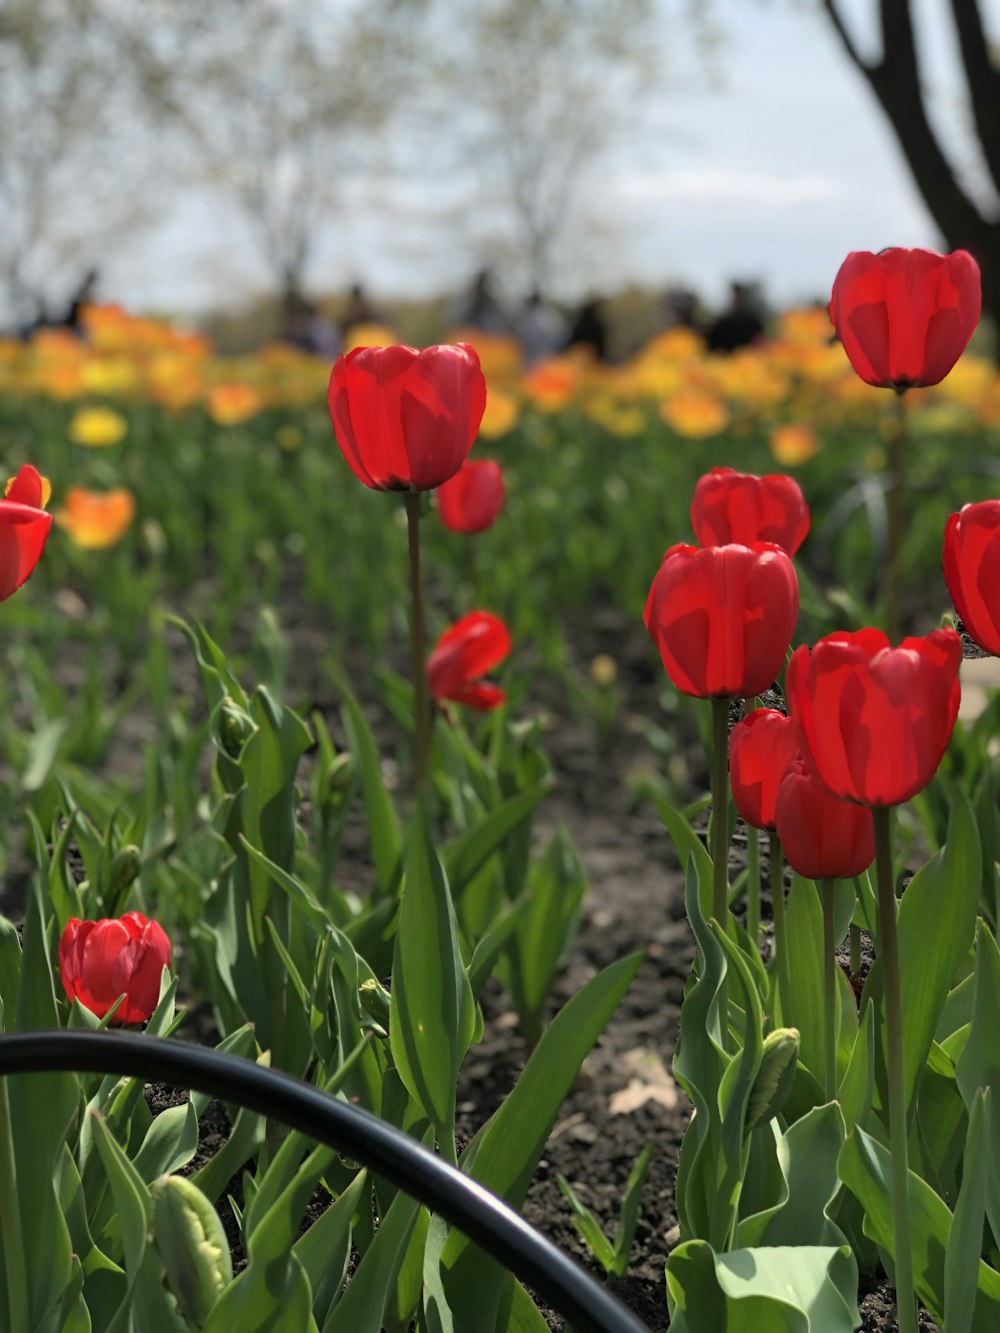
[644,243,988,1333]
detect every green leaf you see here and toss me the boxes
[442,778,553,897]
[294,1169,367,1328]
[0,917,21,1027]
[502,827,587,1045]
[8,876,76,1329]
[341,683,401,895]
[390,805,476,1148]
[956,922,1000,1250]
[946,1089,991,1333]
[736,1103,848,1251]
[666,1240,860,1332]
[555,1176,617,1273]
[440,950,642,1327]
[783,876,828,1091]
[90,1112,152,1328]
[839,1124,1000,1328]
[321,1175,423,1333]
[897,786,980,1115]
[838,1003,875,1133]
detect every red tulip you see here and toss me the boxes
[943,500,1000,656]
[691,468,809,556]
[436,459,505,534]
[644,543,798,699]
[427,611,511,711]
[58,912,172,1025]
[774,754,875,880]
[786,628,961,807]
[729,708,799,830]
[829,248,981,389]
[0,464,53,601]
[327,343,487,491]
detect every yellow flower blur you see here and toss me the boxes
[769,423,820,466]
[659,391,729,438]
[68,407,128,448]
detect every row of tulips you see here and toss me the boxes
[648,243,998,1332]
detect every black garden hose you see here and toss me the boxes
[0,1031,651,1333]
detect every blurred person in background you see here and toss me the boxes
[453,267,509,332]
[565,296,609,361]
[285,296,341,358]
[661,284,704,335]
[516,288,565,364]
[705,280,766,353]
[338,282,380,339]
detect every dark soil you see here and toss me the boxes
[2,596,936,1331]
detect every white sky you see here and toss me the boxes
[105,0,999,315]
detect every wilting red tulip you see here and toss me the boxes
[691,468,809,556]
[729,708,799,830]
[829,248,981,389]
[436,459,505,534]
[427,611,511,711]
[58,911,172,1024]
[786,627,961,807]
[943,500,1000,656]
[328,343,487,491]
[0,464,53,601]
[644,543,798,699]
[774,754,875,879]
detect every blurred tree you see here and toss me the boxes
[820,0,1000,337]
[0,0,149,330]
[115,0,423,317]
[418,0,710,300]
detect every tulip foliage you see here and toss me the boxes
[2,243,1000,1332]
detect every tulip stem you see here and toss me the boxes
[885,389,908,643]
[710,697,731,1048]
[0,1077,29,1333]
[769,831,790,1023]
[873,805,916,1333]
[821,877,837,1101]
[747,824,761,950]
[405,491,432,794]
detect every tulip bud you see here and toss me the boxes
[325,753,355,795]
[217,697,255,759]
[746,1027,799,1130]
[109,845,142,898]
[359,977,391,1033]
[151,1175,233,1324]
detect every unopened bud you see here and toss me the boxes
[325,753,355,795]
[746,1027,799,1130]
[359,977,391,1032]
[217,697,255,759]
[109,845,142,897]
[151,1174,232,1324]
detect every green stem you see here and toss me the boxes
[405,492,431,795]
[873,806,916,1333]
[769,832,790,1023]
[747,825,761,951]
[711,697,732,1049]
[821,878,837,1101]
[0,1078,29,1333]
[885,389,908,643]
[710,698,731,927]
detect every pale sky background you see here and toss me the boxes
[105,0,1000,316]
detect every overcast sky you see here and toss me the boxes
[106,0,998,315]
